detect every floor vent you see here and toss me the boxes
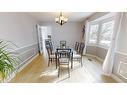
[88,58,92,61]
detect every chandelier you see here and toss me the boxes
[55,12,68,25]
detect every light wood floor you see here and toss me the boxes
[10,54,117,83]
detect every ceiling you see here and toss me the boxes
[28,12,95,22]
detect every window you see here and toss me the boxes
[99,21,114,47]
[88,18,115,48]
[89,24,99,44]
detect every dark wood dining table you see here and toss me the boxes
[55,47,73,69]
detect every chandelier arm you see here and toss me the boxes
[55,12,68,26]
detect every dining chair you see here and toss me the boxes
[72,43,85,67]
[56,48,71,77]
[46,46,56,67]
[60,40,66,48]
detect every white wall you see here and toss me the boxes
[112,13,127,82]
[40,22,82,49]
[116,13,127,54]
[0,13,39,80]
[0,13,38,48]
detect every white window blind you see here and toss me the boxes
[99,21,115,47]
[88,18,115,48]
[89,24,98,44]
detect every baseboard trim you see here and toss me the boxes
[85,54,104,62]
[111,74,124,83]
[18,53,39,72]
[5,53,39,83]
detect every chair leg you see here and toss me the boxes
[58,65,60,77]
[79,58,80,63]
[68,64,70,77]
[81,57,83,67]
[51,58,52,63]
[71,59,73,69]
[56,58,58,69]
[58,59,60,77]
[48,59,50,67]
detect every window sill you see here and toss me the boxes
[87,44,109,50]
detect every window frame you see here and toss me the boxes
[88,16,115,49]
[88,21,100,45]
[98,17,115,48]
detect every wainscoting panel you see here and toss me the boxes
[113,51,127,82]
[4,43,39,82]
[118,61,127,79]
[86,46,97,56]
[86,45,108,60]
[96,46,108,60]
[15,44,38,70]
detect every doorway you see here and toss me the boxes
[37,25,52,57]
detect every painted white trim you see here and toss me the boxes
[17,49,35,70]
[96,56,104,62]
[5,53,39,83]
[85,53,96,58]
[18,53,39,72]
[97,45,109,50]
[19,43,38,50]
[85,53,104,62]
[86,44,108,50]
[0,42,38,83]
[117,61,127,80]
[16,48,34,57]
[87,44,98,47]
[87,13,117,50]
[115,51,127,56]
[111,74,124,83]
[4,72,15,83]
[11,43,38,52]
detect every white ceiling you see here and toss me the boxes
[28,12,95,22]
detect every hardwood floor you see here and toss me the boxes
[10,54,117,83]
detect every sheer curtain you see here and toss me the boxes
[102,13,123,75]
[83,20,90,55]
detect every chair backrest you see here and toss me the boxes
[75,42,79,51]
[77,42,81,53]
[56,48,71,59]
[45,39,52,45]
[46,46,53,58]
[45,40,53,51]
[79,43,85,56]
[60,40,66,48]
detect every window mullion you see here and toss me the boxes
[96,22,102,46]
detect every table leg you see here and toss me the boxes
[71,53,73,69]
[55,53,57,69]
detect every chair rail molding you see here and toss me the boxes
[115,51,127,56]
[3,43,39,83]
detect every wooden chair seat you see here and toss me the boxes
[59,58,69,63]
[49,54,56,58]
[73,54,81,58]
